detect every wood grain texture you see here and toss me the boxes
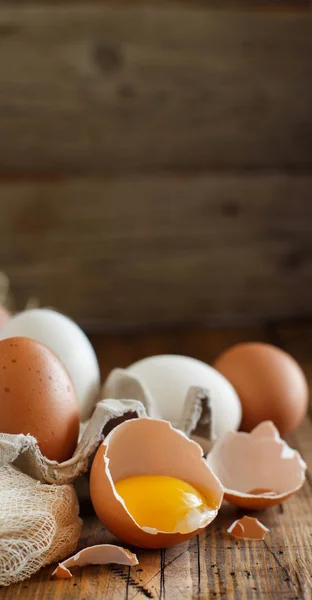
[1,323,312,599]
[0,7,311,174]
[1,1,311,7]
[1,175,312,326]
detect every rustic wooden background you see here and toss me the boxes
[0,1,311,329]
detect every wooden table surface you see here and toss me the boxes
[1,320,312,600]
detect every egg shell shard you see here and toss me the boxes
[227,516,269,540]
[0,309,101,421]
[90,417,224,549]
[103,355,242,443]
[206,421,306,509]
[52,544,138,579]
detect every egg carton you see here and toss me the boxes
[0,398,146,485]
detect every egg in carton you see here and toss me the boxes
[0,397,146,486]
[0,307,101,422]
[103,354,242,453]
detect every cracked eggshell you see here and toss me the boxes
[103,355,242,444]
[206,421,306,510]
[90,418,223,549]
[0,309,100,421]
[52,544,138,579]
[227,516,269,540]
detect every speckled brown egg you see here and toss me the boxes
[0,337,80,462]
[213,342,309,435]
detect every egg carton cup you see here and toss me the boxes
[0,398,146,485]
[104,369,215,452]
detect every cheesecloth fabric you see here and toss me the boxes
[0,398,146,586]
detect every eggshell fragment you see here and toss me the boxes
[52,544,138,579]
[90,418,223,548]
[103,355,242,448]
[227,516,269,540]
[206,421,306,509]
[213,342,309,435]
[0,309,101,421]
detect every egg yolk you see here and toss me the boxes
[115,475,217,534]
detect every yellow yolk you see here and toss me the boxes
[115,475,217,534]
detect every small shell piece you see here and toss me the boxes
[206,421,306,509]
[227,516,269,540]
[52,544,138,579]
[90,418,223,548]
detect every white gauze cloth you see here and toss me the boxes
[0,398,146,586]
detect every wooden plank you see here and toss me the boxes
[0,7,311,174]
[0,1,310,7]
[1,325,312,599]
[3,447,312,600]
[1,174,312,327]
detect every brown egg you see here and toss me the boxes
[0,337,80,462]
[213,342,309,435]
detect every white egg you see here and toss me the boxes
[104,354,242,442]
[0,309,100,421]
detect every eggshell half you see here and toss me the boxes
[0,337,80,462]
[104,355,242,443]
[90,418,223,548]
[206,421,306,509]
[227,516,269,540]
[0,309,100,421]
[52,544,138,579]
[213,342,309,435]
